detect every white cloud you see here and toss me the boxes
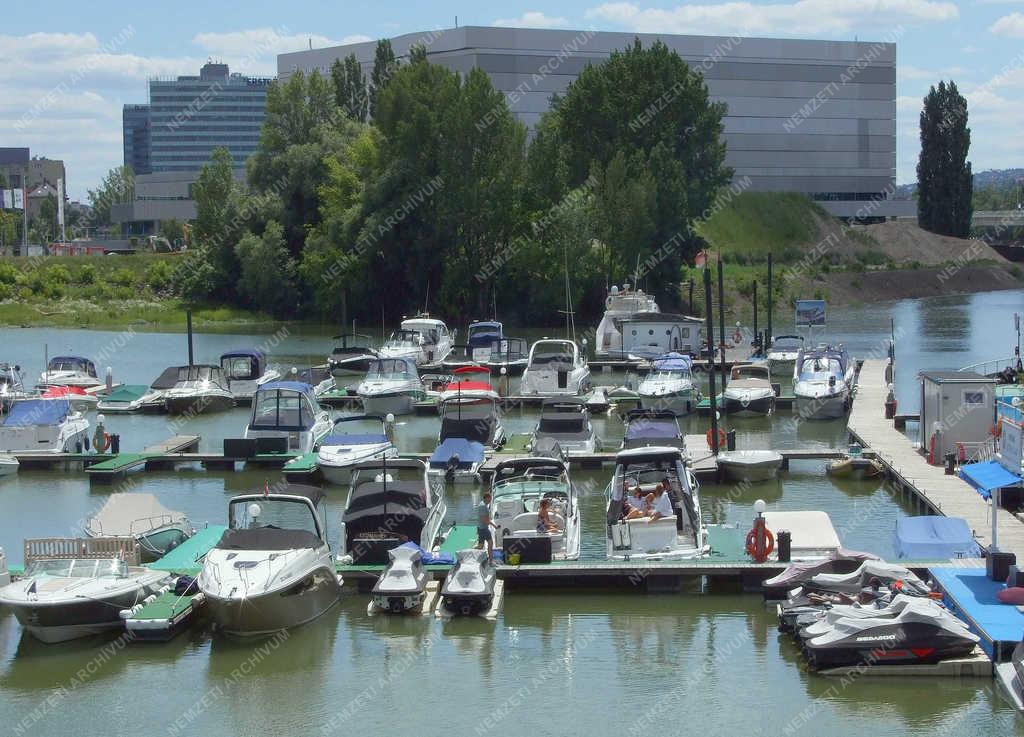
[586,0,958,36]
[192,28,372,77]
[493,11,570,28]
[990,12,1024,38]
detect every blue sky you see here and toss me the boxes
[1,0,1022,199]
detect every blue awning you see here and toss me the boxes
[3,399,71,426]
[959,460,1023,500]
[429,438,485,467]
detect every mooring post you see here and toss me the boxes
[186,310,194,366]
[767,253,773,345]
[717,258,727,389]
[704,267,719,454]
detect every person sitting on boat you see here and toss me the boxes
[624,483,650,520]
[536,498,559,534]
[647,483,675,522]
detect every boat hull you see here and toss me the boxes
[794,392,849,420]
[204,567,341,636]
[1,585,164,643]
[164,393,235,415]
[719,457,783,482]
[360,393,416,416]
[319,446,399,485]
[722,393,775,417]
[638,393,697,416]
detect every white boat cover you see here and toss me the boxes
[85,494,188,537]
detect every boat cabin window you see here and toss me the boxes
[230,498,321,537]
[222,356,258,380]
[25,558,128,578]
[251,390,313,430]
[48,358,97,377]
[367,359,415,380]
[530,343,575,366]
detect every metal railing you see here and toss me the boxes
[957,356,1016,376]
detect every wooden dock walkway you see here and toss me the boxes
[849,359,1024,554]
[85,435,201,481]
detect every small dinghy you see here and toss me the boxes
[84,493,195,562]
[370,544,429,614]
[717,449,783,482]
[440,549,496,616]
[827,445,884,478]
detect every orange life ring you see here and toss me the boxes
[706,427,726,450]
[95,432,111,453]
[745,527,775,560]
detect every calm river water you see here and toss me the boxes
[2,289,1024,736]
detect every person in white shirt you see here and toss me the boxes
[648,482,675,522]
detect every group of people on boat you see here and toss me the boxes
[617,478,674,522]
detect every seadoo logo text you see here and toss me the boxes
[854,634,898,642]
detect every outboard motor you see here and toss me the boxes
[445,453,460,484]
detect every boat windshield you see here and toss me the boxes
[772,337,803,351]
[25,558,128,578]
[48,358,96,376]
[251,390,314,430]
[649,369,690,382]
[229,498,320,536]
[530,343,575,366]
[798,358,843,379]
[367,359,416,380]
[384,330,421,349]
[488,338,528,361]
[221,356,258,380]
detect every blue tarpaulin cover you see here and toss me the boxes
[429,438,485,467]
[624,419,679,440]
[959,460,1023,500]
[320,433,388,447]
[894,516,981,559]
[398,540,455,566]
[3,399,71,426]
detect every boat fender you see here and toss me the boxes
[745,524,774,562]
[93,429,111,453]
[706,428,726,451]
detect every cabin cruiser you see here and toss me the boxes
[490,456,581,560]
[520,339,591,397]
[162,364,235,415]
[637,353,700,416]
[0,398,89,453]
[245,382,332,453]
[0,363,30,409]
[465,321,503,363]
[379,317,455,367]
[528,398,597,456]
[198,485,343,635]
[766,335,804,373]
[793,345,855,420]
[96,366,181,414]
[327,333,379,378]
[0,539,169,643]
[440,549,497,616]
[38,355,102,389]
[371,544,429,613]
[437,367,506,448]
[36,385,98,413]
[84,493,194,562]
[595,284,660,357]
[621,409,685,450]
[723,363,776,417]
[357,357,424,416]
[483,337,530,376]
[717,450,784,482]
[220,350,281,403]
[605,446,707,560]
[316,415,398,485]
[339,459,447,564]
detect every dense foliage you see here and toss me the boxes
[917,81,973,238]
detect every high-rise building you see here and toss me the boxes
[123,104,151,175]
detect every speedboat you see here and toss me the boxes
[595,284,659,357]
[339,459,447,564]
[379,316,455,367]
[370,544,429,614]
[465,321,503,363]
[36,385,98,412]
[0,398,89,453]
[198,485,343,635]
[97,366,182,414]
[621,409,685,450]
[428,438,486,484]
[357,357,424,416]
[528,398,597,456]
[162,364,235,415]
[767,335,804,374]
[490,455,581,560]
[220,350,281,403]
[38,355,102,389]
[717,449,784,482]
[0,542,169,643]
[520,339,591,397]
[316,415,398,485]
[0,362,30,409]
[84,493,195,562]
[437,367,506,448]
[440,549,496,616]
[483,337,530,376]
[793,345,855,420]
[723,363,775,417]
[637,353,700,416]
[245,381,332,453]
[605,446,707,561]
[327,333,379,378]
[802,599,978,669]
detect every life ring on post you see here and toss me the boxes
[93,429,111,453]
[745,527,775,561]
[706,427,727,450]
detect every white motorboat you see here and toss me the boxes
[198,485,342,635]
[723,363,776,417]
[339,459,447,564]
[529,398,597,456]
[464,321,504,363]
[520,339,591,397]
[84,493,195,562]
[605,446,708,561]
[246,381,332,454]
[793,345,855,420]
[357,357,425,416]
[0,398,89,453]
[328,333,380,378]
[96,366,181,414]
[220,350,281,403]
[428,438,486,485]
[595,284,660,358]
[483,337,530,376]
[766,335,804,374]
[0,538,169,643]
[637,353,700,416]
[379,316,455,367]
[316,415,398,485]
[162,364,235,415]
[717,450,784,482]
[0,454,18,476]
[490,455,581,561]
[0,362,31,409]
[38,355,102,389]
[35,384,98,412]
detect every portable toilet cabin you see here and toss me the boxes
[918,370,997,464]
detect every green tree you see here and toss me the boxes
[917,80,973,237]
[86,166,134,226]
[191,147,245,294]
[331,54,369,122]
[235,221,298,316]
[158,219,185,245]
[369,39,397,118]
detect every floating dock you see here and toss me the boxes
[149,524,227,575]
[931,564,1024,662]
[85,435,200,481]
[125,590,205,641]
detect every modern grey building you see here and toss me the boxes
[122,104,151,175]
[279,26,909,218]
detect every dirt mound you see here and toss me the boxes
[852,221,1008,266]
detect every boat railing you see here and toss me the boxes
[962,437,998,465]
[24,536,141,565]
[957,356,1016,376]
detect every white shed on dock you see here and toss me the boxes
[617,313,704,358]
[918,370,997,464]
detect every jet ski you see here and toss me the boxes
[802,599,978,670]
[763,549,880,600]
[371,545,429,614]
[440,549,496,616]
[792,594,922,642]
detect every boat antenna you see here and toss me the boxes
[423,279,430,316]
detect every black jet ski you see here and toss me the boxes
[802,599,978,670]
[371,545,428,613]
[440,549,495,616]
[792,594,923,642]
